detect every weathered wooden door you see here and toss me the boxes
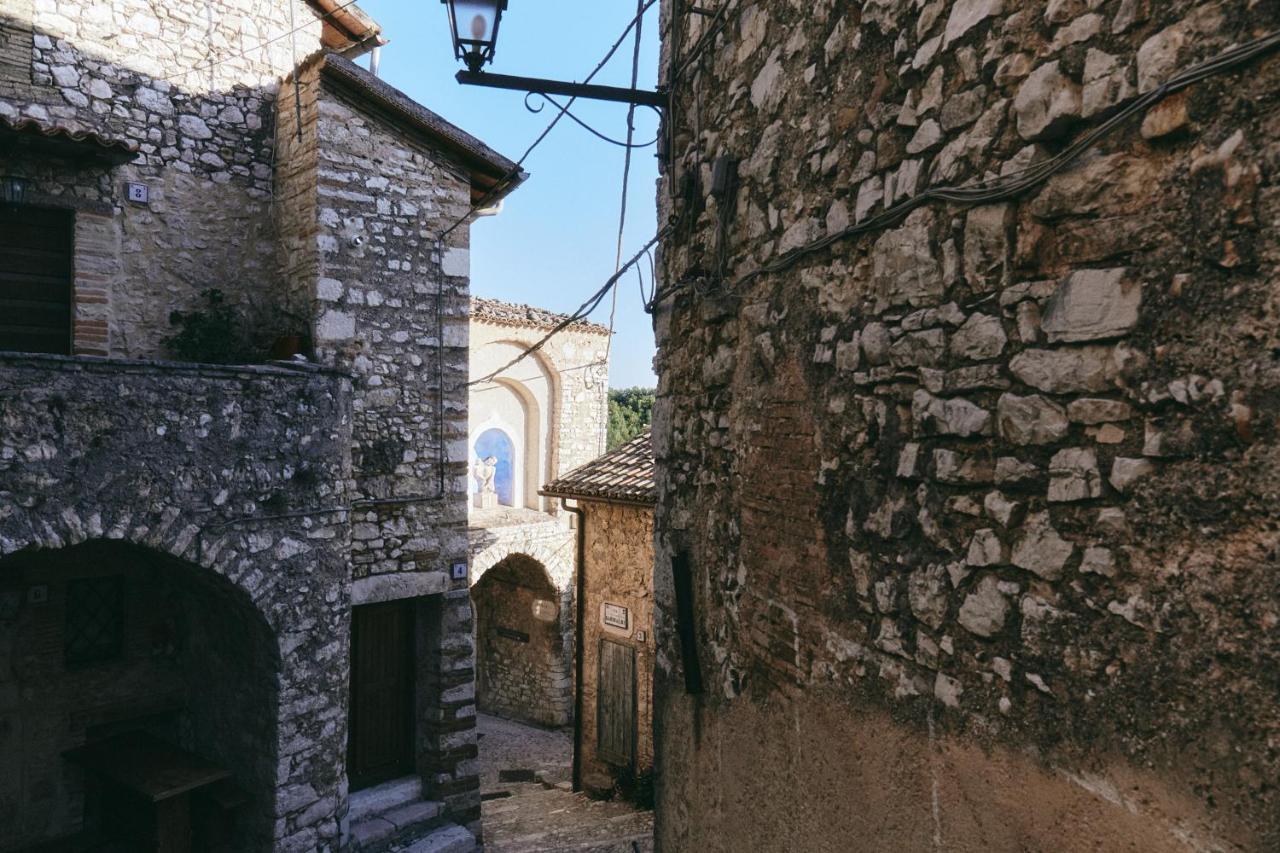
[597,639,636,767]
[0,205,74,354]
[348,601,415,790]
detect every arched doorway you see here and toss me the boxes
[0,540,280,851]
[471,554,570,727]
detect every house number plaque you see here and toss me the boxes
[602,603,629,630]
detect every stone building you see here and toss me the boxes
[0,2,521,851]
[542,431,656,795]
[651,1,1280,851]
[465,299,610,729]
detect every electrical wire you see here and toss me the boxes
[650,29,1280,308]
[437,0,660,243]
[468,229,668,388]
[602,0,650,375]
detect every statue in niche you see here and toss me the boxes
[473,455,499,509]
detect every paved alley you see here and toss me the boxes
[477,714,653,853]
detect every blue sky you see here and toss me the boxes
[361,1,662,389]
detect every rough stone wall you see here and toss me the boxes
[277,68,484,821]
[0,353,353,852]
[579,501,655,782]
[653,1,1280,850]
[0,0,329,356]
[299,74,474,579]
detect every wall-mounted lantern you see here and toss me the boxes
[0,175,28,207]
[441,0,507,73]
[440,1,666,108]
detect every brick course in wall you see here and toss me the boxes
[652,0,1280,850]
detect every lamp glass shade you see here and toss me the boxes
[442,0,507,71]
[0,175,26,206]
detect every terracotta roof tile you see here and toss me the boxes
[541,431,654,506]
[471,297,611,335]
[0,114,139,165]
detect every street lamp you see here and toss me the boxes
[0,175,27,207]
[440,0,666,108]
[441,0,507,73]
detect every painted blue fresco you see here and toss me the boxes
[475,428,516,506]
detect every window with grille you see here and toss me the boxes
[64,576,124,666]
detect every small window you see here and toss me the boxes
[65,576,124,666]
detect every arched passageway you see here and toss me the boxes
[471,554,571,727]
[0,540,280,852]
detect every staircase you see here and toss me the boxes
[348,777,477,853]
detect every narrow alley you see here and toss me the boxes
[475,715,653,853]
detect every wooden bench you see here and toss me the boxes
[63,731,232,853]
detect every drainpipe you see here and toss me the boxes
[561,497,586,792]
[368,45,381,76]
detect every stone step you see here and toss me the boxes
[350,798,445,853]
[349,776,425,823]
[401,823,477,853]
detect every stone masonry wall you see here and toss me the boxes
[276,65,484,821]
[0,353,353,852]
[579,501,655,782]
[301,72,474,579]
[0,0,329,356]
[653,1,1280,850]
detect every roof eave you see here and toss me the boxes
[539,489,656,509]
[308,0,386,57]
[318,54,525,205]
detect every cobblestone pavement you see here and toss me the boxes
[477,713,654,853]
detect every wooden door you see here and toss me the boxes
[0,205,73,354]
[348,601,416,790]
[597,639,636,767]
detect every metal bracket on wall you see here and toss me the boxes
[455,70,667,109]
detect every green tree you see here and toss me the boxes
[607,387,655,450]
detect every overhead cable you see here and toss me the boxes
[468,229,668,388]
[651,29,1280,307]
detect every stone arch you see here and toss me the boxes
[0,503,351,853]
[470,553,572,727]
[0,538,281,851]
[469,339,561,512]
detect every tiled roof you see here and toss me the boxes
[471,297,611,335]
[541,431,655,506]
[0,114,139,165]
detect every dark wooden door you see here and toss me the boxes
[0,205,73,354]
[348,601,416,790]
[597,639,636,767]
